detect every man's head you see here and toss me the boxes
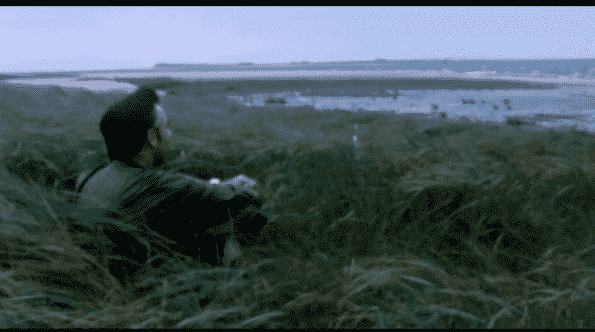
[99,86,177,169]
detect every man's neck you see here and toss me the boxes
[118,157,150,170]
[132,148,154,169]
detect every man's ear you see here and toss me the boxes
[147,128,159,148]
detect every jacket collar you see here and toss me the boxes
[115,158,150,170]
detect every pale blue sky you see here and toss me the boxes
[1,6,593,73]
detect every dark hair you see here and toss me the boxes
[99,86,160,164]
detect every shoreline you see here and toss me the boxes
[102,70,595,86]
[2,75,594,140]
[5,69,595,86]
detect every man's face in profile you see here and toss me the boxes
[152,104,180,168]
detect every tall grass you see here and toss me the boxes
[0,81,594,328]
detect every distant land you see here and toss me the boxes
[26,73,77,78]
[1,58,594,79]
[152,58,595,76]
[0,74,21,80]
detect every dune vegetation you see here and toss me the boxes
[1,80,595,328]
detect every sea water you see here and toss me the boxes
[3,77,137,94]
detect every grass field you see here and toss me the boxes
[1,80,595,328]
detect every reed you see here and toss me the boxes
[1,82,594,328]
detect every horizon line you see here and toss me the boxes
[2,57,594,75]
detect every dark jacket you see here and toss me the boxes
[75,159,266,267]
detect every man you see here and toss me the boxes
[75,86,266,268]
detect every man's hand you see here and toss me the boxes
[222,174,256,187]
[216,174,260,197]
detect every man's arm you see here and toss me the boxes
[117,170,266,266]
[117,171,261,219]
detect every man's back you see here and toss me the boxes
[77,160,147,211]
[76,159,266,267]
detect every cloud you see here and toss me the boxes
[0,54,154,73]
[519,38,595,60]
[351,7,595,40]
